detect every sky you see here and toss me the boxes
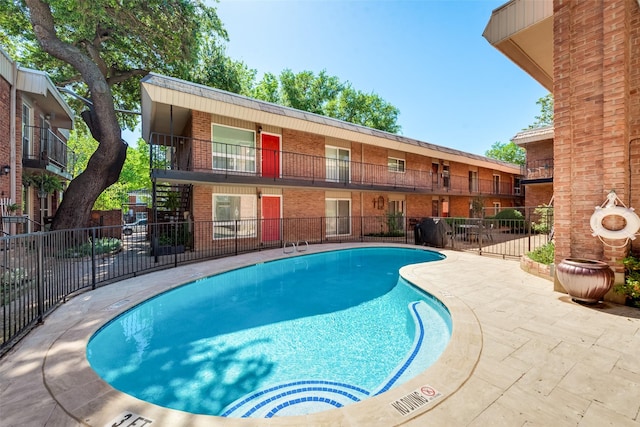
[128,0,549,156]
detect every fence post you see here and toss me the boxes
[173,222,178,268]
[37,233,44,324]
[91,228,96,290]
[235,220,238,255]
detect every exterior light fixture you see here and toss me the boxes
[1,165,10,175]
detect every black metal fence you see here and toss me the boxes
[0,210,552,357]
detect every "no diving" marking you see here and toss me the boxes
[390,385,442,416]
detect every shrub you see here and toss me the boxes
[614,255,640,306]
[63,237,122,258]
[526,241,554,265]
[493,208,527,233]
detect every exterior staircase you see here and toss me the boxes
[154,183,192,221]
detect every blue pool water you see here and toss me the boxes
[87,247,451,417]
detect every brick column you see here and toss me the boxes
[553,0,631,292]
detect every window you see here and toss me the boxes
[492,202,501,216]
[22,103,32,157]
[212,125,256,173]
[325,198,350,236]
[493,174,500,194]
[388,157,405,173]
[326,146,350,183]
[469,171,478,192]
[442,165,450,188]
[213,194,257,239]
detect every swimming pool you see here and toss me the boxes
[87,247,451,418]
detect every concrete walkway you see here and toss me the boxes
[1,244,639,426]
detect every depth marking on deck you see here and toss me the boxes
[389,385,442,416]
[105,411,153,427]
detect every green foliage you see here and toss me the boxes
[22,173,64,194]
[614,255,640,305]
[485,141,526,166]
[492,209,524,220]
[386,212,404,234]
[1,267,28,285]
[527,93,554,129]
[531,204,554,234]
[63,237,122,258]
[470,196,484,218]
[250,69,401,133]
[491,208,526,233]
[526,242,554,265]
[188,35,257,95]
[0,0,228,131]
[67,131,151,210]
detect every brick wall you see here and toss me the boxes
[524,139,554,165]
[191,111,211,171]
[523,184,553,210]
[553,0,632,279]
[0,76,10,199]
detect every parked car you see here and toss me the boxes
[123,218,147,235]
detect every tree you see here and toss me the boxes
[528,93,553,129]
[0,0,226,229]
[251,69,401,133]
[485,141,526,165]
[67,132,151,211]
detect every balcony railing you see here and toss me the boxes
[150,133,521,196]
[23,126,77,173]
[523,158,553,180]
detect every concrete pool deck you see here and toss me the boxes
[1,243,639,426]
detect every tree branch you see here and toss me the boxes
[24,0,119,144]
[107,68,148,86]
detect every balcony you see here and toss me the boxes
[149,133,521,197]
[23,126,76,179]
[522,158,553,183]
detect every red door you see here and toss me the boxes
[261,134,280,178]
[261,196,281,242]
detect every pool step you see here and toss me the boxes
[221,300,432,418]
[373,300,432,395]
[220,380,370,418]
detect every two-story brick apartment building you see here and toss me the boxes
[141,73,522,249]
[0,47,75,233]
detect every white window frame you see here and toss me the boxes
[22,102,32,157]
[388,157,406,173]
[212,194,257,240]
[325,198,351,236]
[325,146,351,183]
[211,124,256,173]
[492,202,501,216]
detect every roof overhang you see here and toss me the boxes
[512,125,554,146]
[17,67,74,129]
[141,73,522,175]
[483,0,553,92]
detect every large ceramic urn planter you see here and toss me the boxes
[556,258,614,304]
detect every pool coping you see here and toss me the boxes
[42,243,481,427]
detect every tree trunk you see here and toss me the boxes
[51,139,126,230]
[25,0,127,230]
